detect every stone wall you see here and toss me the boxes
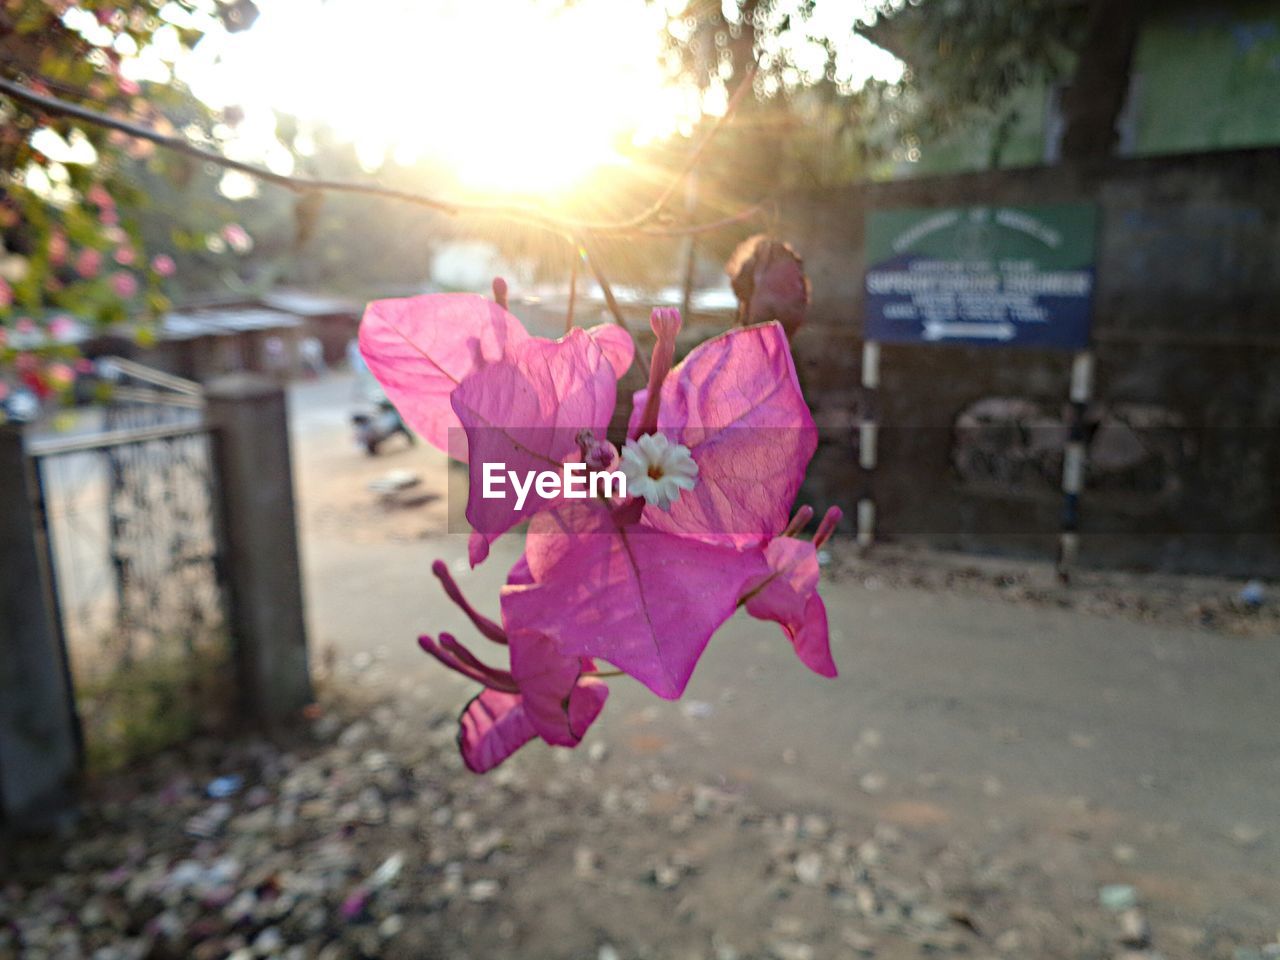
[782,147,1280,576]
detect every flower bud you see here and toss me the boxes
[726,235,810,338]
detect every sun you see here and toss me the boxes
[174,0,704,197]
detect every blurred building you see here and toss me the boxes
[792,0,1280,576]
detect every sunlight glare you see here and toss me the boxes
[181,0,700,196]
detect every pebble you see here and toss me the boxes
[1100,884,1139,912]
[1112,844,1138,863]
[1119,908,1151,948]
[841,927,876,956]
[252,927,284,954]
[1230,823,1264,848]
[574,846,599,879]
[770,942,815,960]
[859,773,887,795]
[793,851,824,886]
[378,914,405,939]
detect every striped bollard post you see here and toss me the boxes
[1058,350,1094,579]
[857,340,880,549]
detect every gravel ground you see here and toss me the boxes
[3,676,1277,960]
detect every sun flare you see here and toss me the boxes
[176,0,704,196]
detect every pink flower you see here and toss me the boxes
[222,223,252,253]
[114,245,136,266]
[86,184,114,209]
[76,248,103,279]
[48,314,76,342]
[740,505,842,678]
[418,561,608,773]
[359,293,631,464]
[359,283,836,771]
[151,254,176,277]
[495,312,818,698]
[624,313,817,547]
[48,230,68,266]
[15,316,36,336]
[0,277,11,309]
[110,272,139,298]
[46,363,75,389]
[502,501,770,699]
[449,324,621,564]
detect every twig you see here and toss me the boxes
[565,253,578,334]
[577,234,650,378]
[614,65,758,229]
[633,201,768,237]
[0,74,757,240]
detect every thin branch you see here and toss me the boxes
[0,74,757,240]
[577,234,650,378]
[632,200,768,237]
[565,253,578,334]
[615,65,758,229]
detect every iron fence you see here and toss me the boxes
[27,381,233,770]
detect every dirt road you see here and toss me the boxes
[291,374,1280,957]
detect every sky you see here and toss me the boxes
[102,0,904,196]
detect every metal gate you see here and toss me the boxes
[26,362,233,771]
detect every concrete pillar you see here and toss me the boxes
[206,375,312,725]
[0,427,80,830]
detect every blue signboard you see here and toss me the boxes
[864,204,1099,349]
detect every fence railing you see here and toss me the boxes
[0,369,310,831]
[29,422,232,772]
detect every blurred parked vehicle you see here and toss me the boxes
[347,339,414,455]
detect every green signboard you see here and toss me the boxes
[864,203,1099,349]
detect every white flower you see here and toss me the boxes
[619,432,699,511]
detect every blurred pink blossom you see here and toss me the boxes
[49,315,76,342]
[0,277,11,309]
[48,230,68,266]
[151,254,177,277]
[114,245,136,266]
[46,363,75,389]
[110,272,139,298]
[76,248,103,279]
[222,223,252,253]
[86,184,114,209]
[15,317,36,335]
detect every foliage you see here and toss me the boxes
[0,0,239,395]
[660,0,1086,184]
